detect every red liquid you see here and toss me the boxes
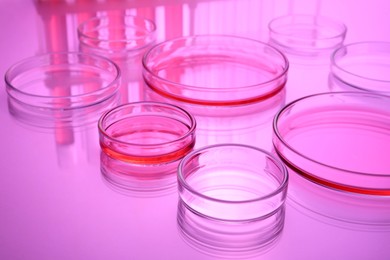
[101,115,195,164]
[144,55,286,106]
[275,105,390,195]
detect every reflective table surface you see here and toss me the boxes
[1,0,389,259]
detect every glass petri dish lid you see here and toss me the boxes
[330,41,390,95]
[143,35,288,106]
[177,144,288,221]
[268,14,347,58]
[273,92,390,195]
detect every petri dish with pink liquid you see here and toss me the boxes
[5,52,121,128]
[177,144,288,221]
[273,92,390,196]
[142,35,288,107]
[329,41,390,95]
[98,102,196,193]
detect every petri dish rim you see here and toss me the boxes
[77,15,157,47]
[4,52,121,108]
[177,143,289,205]
[98,101,197,148]
[268,14,347,42]
[331,41,390,85]
[273,91,390,181]
[142,34,289,93]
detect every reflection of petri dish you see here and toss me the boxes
[78,14,156,57]
[273,92,390,195]
[268,14,346,59]
[142,35,288,106]
[177,199,285,258]
[330,41,390,94]
[5,52,120,128]
[177,144,288,221]
[287,168,390,230]
[98,102,196,164]
[100,151,178,196]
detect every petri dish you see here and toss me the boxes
[177,144,288,221]
[98,101,196,165]
[78,14,157,104]
[5,52,121,128]
[273,92,390,196]
[142,35,288,106]
[330,41,390,95]
[78,14,156,58]
[268,14,347,60]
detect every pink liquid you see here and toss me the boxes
[101,115,194,164]
[277,104,390,195]
[145,55,286,105]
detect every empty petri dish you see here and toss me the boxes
[273,92,390,196]
[5,52,121,128]
[98,101,196,165]
[177,144,288,221]
[78,14,156,58]
[268,14,347,61]
[329,41,390,95]
[142,35,288,106]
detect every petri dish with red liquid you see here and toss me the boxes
[273,92,390,196]
[329,41,390,95]
[142,35,288,107]
[177,144,288,221]
[4,52,121,128]
[98,101,196,165]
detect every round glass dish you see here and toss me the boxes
[98,101,196,164]
[268,14,347,59]
[177,144,288,221]
[273,92,390,195]
[78,14,156,58]
[142,35,288,106]
[5,52,120,128]
[329,41,390,95]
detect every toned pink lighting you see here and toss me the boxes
[1,1,390,260]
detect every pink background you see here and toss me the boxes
[1,0,389,259]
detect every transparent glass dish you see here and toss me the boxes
[78,14,156,58]
[177,144,288,221]
[268,14,347,61]
[143,35,288,106]
[273,92,390,195]
[98,101,196,164]
[98,101,196,193]
[329,41,390,95]
[5,52,121,128]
